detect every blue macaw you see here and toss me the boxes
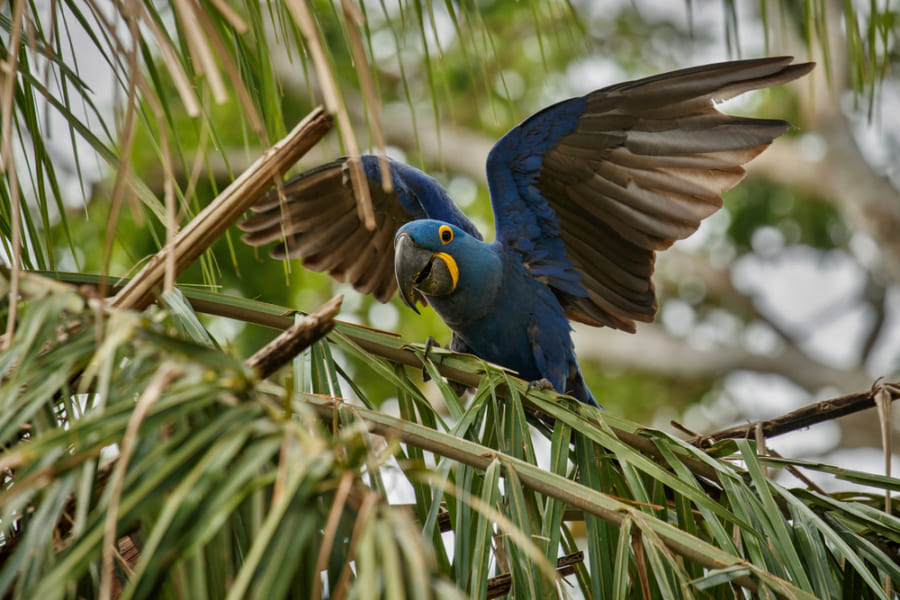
[240,57,813,407]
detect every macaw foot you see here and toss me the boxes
[526,378,555,394]
[420,336,470,397]
[421,336,440,382]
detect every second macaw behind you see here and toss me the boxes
[240,57,813,407]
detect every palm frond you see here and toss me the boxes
[2,272,898,598]
[2,1,898,598]
[0,274,462,599]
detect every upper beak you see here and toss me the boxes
[394,232,432,314]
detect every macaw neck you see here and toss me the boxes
[424,240,503,326]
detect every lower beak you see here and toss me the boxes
[394,233,432,314]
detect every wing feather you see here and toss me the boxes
[486,56,813,331]
[240,156,480,303]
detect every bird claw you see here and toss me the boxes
[420,336,471,396]
[526,378,555,394]
[421,336,440,382]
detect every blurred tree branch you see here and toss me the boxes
[571,323,873,393]
[687,381,900,447]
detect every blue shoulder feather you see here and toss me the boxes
[361,156,482,240]
[486,97,588,297]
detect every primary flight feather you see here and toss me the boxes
[240,57,814,407]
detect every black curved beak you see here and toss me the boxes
[394,232,432,314]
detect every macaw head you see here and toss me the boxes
[394,220,494,314]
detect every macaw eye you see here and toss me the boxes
[439,225,453,244]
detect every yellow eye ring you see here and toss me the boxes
[439,225,453,244]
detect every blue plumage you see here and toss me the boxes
[395,219,597,405]
[241,57,813,407]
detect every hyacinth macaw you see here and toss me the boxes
[240,57,813,407]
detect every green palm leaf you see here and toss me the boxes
[2,1,898,598]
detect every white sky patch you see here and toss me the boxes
[564,58,626,97]
[369,27,400,63]
[722,371,812,418]
[802,303,873,369]
[446,176,478,210]
[368,301,400,331]
[689,308,742,352]
[495,69,526,102]
[732,248,860,324]
[675,209,732,252]
[331,347,355,388]
[867,285,900,374]
[422,5,458,53]
[529,424,554,472]
[797,132,829,163]
[660,298,695,338]
[377,453,418,505]
[337,284,364,313]
[730,247,884,369]
[842,80,900,188]
[742,320,785,356]
[379,397,401,418]
[101,442,121,465]
[680,371,853,460]
[750,226,786,258]
[848,232,882,271]
[24,2,130,212]
[766,420,842,457]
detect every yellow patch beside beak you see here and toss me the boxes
[433,252,459,290]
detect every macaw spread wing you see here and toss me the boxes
[239,156,480,303]
[485,56,814,332]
